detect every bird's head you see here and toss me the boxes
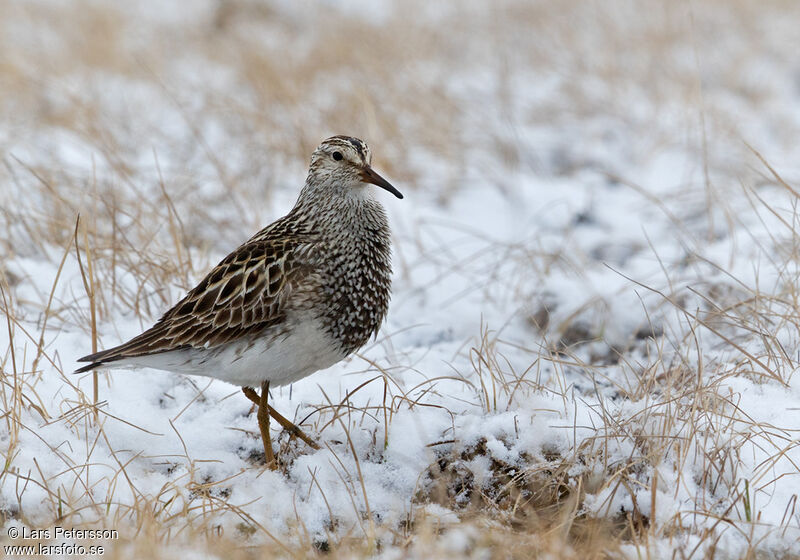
[305,136,403,200]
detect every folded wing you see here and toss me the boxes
[75,231,312,373]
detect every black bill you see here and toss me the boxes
[361,166,403,199]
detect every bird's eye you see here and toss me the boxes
[332,151,343,161]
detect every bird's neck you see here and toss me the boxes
[292,184,387,233]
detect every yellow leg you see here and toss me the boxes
[256,381,276,469]
[266,404,321,450]
[242,384,321,456]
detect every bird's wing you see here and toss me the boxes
[75,229,315,371]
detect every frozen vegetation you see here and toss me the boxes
[1,1,800,557]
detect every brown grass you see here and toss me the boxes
[2,0,800,558]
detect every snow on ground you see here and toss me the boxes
[2,0,800,557]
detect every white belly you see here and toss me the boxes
[112,318,347,387]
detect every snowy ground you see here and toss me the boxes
[2,0,800,558]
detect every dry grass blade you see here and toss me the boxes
[73,214,100,412]
[2,1,800,558]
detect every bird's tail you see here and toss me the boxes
[74,346,125,373]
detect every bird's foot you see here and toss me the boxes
[264,404,321,450]
[242,386,320,458]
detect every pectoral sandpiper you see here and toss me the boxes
[76,136,402,468]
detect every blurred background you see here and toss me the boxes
[2,0,799,331]
[3,0,798,247]
[2,1,800,557]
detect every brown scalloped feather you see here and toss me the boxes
[76,135,398,378]
[76,218,318,368]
